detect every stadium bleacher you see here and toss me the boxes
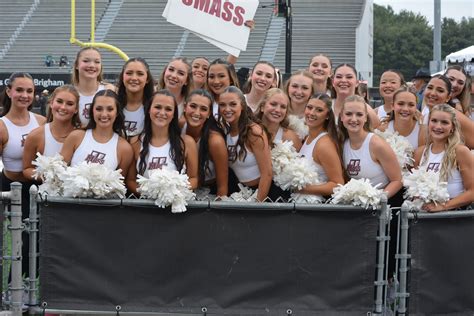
[0,0,366,80]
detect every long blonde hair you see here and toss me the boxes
[421,104,463,181]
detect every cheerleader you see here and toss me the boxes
[182,89,228,197]
[218,86,273,202]
[284,70,314,118]
[422,75,474,149]
[126,90,198,194]
[254,88,301,150]
[375,69,405,119]
[61,89,133,175]
[444,65,472,119]
[307,54,333,95]
[338,95,402,199]
[332,64,380,128]
[116,57,155,137]
[207,58,240,118]
[377,87,426,150]
[157,57,192,118]
[243,61,276,112]
[190,57,210,90]
[72,47,114,126]
[414,104,474,211]
[23,85,81,180]
[298,93,344,196]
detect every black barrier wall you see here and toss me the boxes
[407,212,474,315]
[39,202,379,315]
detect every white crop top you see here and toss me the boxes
[421,145,464,199]
[377,105,389,119]
[299,132,329,182]
[273,127,284,143]
[343,133,389,188]
[78,84,105,126]
[123,105,145,137]
[387,120,420,149]
[182,124,216,182]
[70,129,119,170]
[1,112,40,172]
[227,134,260,183]
[137,141,177,178]
[43,123,63,157]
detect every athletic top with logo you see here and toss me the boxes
[1,112,40,172]
[70,129,119,170]
[43,123,63,157]
[299,132,329,182]
[137,140,177,178]
[386,120,420,149]
[78,84,105,126]
[123,105,145,137]
[343,133,389,188]
[421,145,464,198]
[227,134,260,183]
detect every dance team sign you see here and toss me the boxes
[163,0,259,56]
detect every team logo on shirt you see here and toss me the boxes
[85,150,106,164]
[83,103,91,119]
[346,159,361,176]
[426,162,440,173]
[124,121,138,133]
[227,145,237,161]
[21,134,29,147]
[149,157,167,170]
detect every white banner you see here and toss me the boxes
[163,0,259,56]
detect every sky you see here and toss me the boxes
[373,0,473,25]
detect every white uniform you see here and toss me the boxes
[387,120,420,149]
[78,84,105,126]
[299,132,329,182]
[43,123,63,156]
[123,105,145,137]
[70,129,119,170]
[227,134,260,183]
[343,133,389,188]
[0,112,40,172]
[137,141,177,177]
[421,145,464,199]
[377,105,389,119]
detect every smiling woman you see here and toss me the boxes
[60,89,133,176]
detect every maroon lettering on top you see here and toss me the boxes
[21,134,29,147]
[85,151,106,165]
[346,159,361,176]
[426,162,441,173]
[148,157,168,170]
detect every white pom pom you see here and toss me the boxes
[61,162,126,199]
[329,178,385,210]
[403,169,450,209]
[271,140,320,191]
[137,168,195,213]
[374,130,414,169]
[290,193,325,204]
[288,115,308,140]
[32,152,67,196]
[229,183,258,202]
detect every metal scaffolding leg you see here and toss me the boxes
[27,185,39,314]
[374,196,389,315]
[8,183,23,316]
[397,202,410,315]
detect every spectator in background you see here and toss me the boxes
[59,55,69,68]
[44,54,55,67]
[39,89,49,116]
[411,68,431,110]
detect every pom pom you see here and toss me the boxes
[271,140,320,191]
[290,193,325,204]
[61,162,126,199]
[32,152,67,196]
[288,115,308,140]
[137,168,195,213]
[329,178,385,210]
[374,129,414,169]
[228,183,258,202]
[402,169,450,210]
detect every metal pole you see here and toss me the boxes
[9,182,23,316]
[397,203,410,315]
[285,0,292,75]
[433,0,442,72]
[28,185,39,313]
[374,195,389,314]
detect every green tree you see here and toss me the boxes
[373,4,432,84]
[442,17,474,58]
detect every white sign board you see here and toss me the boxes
[163,0,259,56]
